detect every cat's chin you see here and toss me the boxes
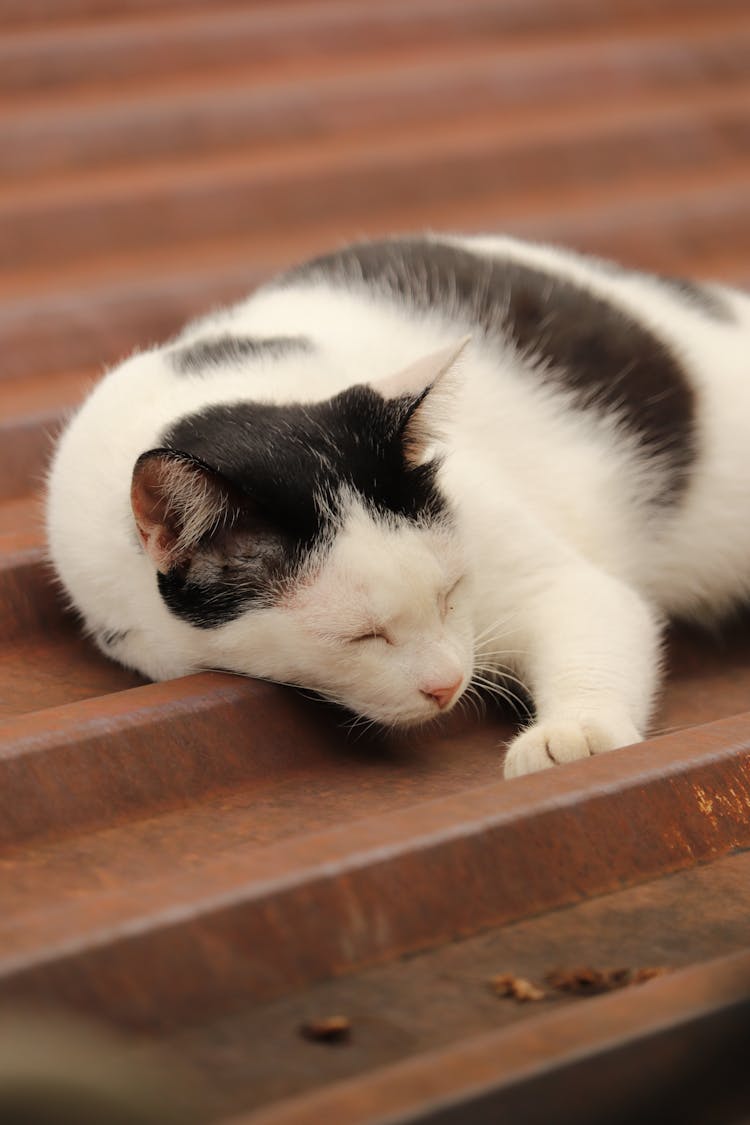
[358,702,458,729]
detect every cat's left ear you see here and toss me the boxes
[373,335,470,465]
[130,449,236,574]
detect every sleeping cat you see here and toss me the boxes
[46,234,750,778]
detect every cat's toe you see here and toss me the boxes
[503,720,592,778]
[503,716,640,779]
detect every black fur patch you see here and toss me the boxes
[157,520,293,628]
[169,334,312,374]
[158,388,447,627]
[284,237,697,500]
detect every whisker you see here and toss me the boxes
[473,667,527,692]
[471,672,529,716]
[472,607,521,639]
[473,647,528,661]
[473,665,530,695]
[474,679,523,706]
[465,683,487,721]
[343,713,380,741]
[458,684,483,723]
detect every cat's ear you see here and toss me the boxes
[374,335,471,401]
[374,336,470,466]
[131,449,235,573]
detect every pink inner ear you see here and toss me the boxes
[131,451,232,574]
[136,522,180,573]
[372,335,471,401]
[131,457,183,573]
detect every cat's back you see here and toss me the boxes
[450,234,750,617]
[47,233,750,628]
[271,231,750,617]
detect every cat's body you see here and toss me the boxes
[46,234,750,777]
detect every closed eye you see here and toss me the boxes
[348,630,391,645]
[439,577,464,618]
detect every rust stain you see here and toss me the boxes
[692,783,719,830]
[692,771,750,845]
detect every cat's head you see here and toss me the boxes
[130,339,474,724]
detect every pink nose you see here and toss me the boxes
[421,678,462,710]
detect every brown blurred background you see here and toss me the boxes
[2,3,750,1123]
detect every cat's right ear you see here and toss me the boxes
[131,449,233,574]
[374,336,471,466]
[374,335,471,401]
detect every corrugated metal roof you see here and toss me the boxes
[1,2,749,1121]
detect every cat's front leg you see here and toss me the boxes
[502,563,662,779]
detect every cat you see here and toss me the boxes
[46,233,750,778]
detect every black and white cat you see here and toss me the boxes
[46,234,750,778]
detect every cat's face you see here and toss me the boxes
[129,337,475,724]
[208,503,474,725]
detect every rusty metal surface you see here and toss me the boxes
[1,1,749,1121]
[158,852,750,1119]
[237,948,750,1125]
[1,713,749,1030]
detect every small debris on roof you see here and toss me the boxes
[545,967,630,995]
[490,966,672,1003]
[630,966,671,985]
[546,966,671,995]
[489,973,546,1002]
[299,1015,352,1044]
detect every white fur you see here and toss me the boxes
[46,234,750,777]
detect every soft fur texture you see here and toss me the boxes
[46,233,750,777]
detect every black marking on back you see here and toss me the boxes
[284,237,697,499]
[158,389,447,628]
[169,334,312,374]
[590,253,733,322]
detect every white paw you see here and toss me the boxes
[503,715,640,779]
